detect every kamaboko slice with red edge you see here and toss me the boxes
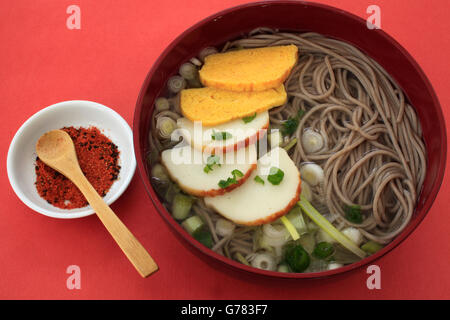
[204,147,301,225]
[161,143,257,197]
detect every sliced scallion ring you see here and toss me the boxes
[298,195,366,259]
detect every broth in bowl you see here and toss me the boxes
[145,28,427,274]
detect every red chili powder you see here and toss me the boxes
[35,126,121,209]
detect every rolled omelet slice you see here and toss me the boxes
[180,85,286,126]
[161,143,257,197]
[204,147,301,226]
[199,44,298,92]
[176,111,269,154]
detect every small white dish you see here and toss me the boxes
[7,100,136,219]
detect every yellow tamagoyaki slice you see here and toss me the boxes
[199,44,298,92]
[180,85,287,126]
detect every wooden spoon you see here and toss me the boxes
[36,129,158,278]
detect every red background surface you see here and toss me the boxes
[1,0,449,299]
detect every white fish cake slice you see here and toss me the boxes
[176,111,268,154]
[161,143,257,197]
[204,147,301,225]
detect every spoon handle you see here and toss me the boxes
[74,173,158,277]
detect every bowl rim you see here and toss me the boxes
[7,100,137,219]
[133,0,447,279]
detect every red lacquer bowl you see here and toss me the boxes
[133,1,446,279]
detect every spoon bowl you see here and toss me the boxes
[36,130,79,173]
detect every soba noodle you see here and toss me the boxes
[147,29,427,271]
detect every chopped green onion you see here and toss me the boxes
[234,252,250,266]
[156,116,177,139]
[300,163,324,186]
[267,167,284,185]
[199,46,218,61]
[361,241,384,254]
[203,166,212,174]
[172,193,193,220]
[204,155,221,173]
[285,206,308,235]
[280,216,300,241]
[277,264,290,273]
[313,242,335,259]
[164,182,180,203]
[342,227,363,246]
[283,137,297,152]
[207,155,219,166]
[211,131,232,141]
[317,228,336,244]
[242,112,257,123]
[327,262,344,270]
[231,169,244,178]
[306,221,319,233]
[167,75,186,94]
[281,117,299,136]
[298,232,316,254]
[218,169,244,189]
[190,57,202,67]
[218,178,235,189]
[284,243,310,273]
[302,129,324,154]
[181,215,204,235]
[262,223,289,247]
[254,175,265,185]
[251,252,276,271]
[281,109,306,136]
[151,163,169,182]
[193,229,213,248]
[155,97,170,111]
[253,227,274,253]
[299,195,366,259]
[169,95,181,113]
[300,181,313,202]
[216,218,235,237]
[345,204,363,224]
[179,62,198,81]
[268,130,283,148]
